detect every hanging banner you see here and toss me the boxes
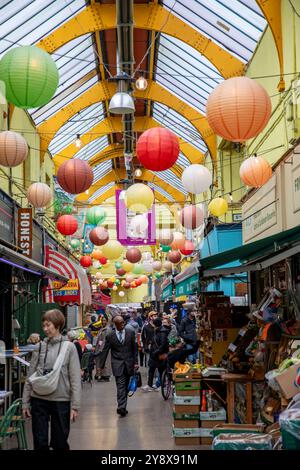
[17,208,32,258]
[82,224,95,254]
[116,189,156,245]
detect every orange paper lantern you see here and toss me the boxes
[171,232,185,250]
[92,250,103,260]
[0,131,28,167]
[27,182,52,208]
[239,155,272,188]
[206,77,271,142]
[57,159,93,194]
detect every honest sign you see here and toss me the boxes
[17,208,32,258]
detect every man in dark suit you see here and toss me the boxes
[98,315,138,417]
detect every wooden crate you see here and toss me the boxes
[175,437,201,446]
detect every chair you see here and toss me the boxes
[81,352,93,387]
[0,398,28,450]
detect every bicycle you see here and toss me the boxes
[161,362,173,401]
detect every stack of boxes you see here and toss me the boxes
[172,372,226,446]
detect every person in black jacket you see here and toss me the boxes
[178,309,198,363]
[167,337,201,369]
[141,311,157,367]
[142,318,169,392]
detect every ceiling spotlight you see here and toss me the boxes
[109,92,135,115]
[74,134,82,148]
[135,168,142,177]
[135,75,148,91]
[229,192,233,202]
[85,189,89,195]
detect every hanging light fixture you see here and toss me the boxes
[108,73,135,115]
[134,168,142,177]
[75,134,82,148]
[135,75,148,91]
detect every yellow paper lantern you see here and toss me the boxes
[102,240,123,260]
[122,260,133,272]
[125,183,154,213]
[208,197,228,217]
[109,276,116,283]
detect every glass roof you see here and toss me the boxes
[148,183,175,202]
[89,182,115,204]
[161,0,266,62]
[73,136,109,162]
[152,170,188,196]
[0,0,87,58]
[177,153,191,169]
[155,34,223,114]
[49,103,105,156]
[93,161,112,184]
[153,102,207,153]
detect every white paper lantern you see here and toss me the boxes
[93,261,101,269]
[142,252,152,261]
[143,262,153,273]
[163,261,173,272]
[153,261,162,271]
[119,291,125,297]
[182,164,212,194]
[96,272,102,280]
[27,182,52,208]
[129,214,148,237]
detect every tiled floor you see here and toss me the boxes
[14,368,210,450]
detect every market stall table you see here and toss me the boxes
[0,351,29,410]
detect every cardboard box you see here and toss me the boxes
[173,426,202,437]
[175,382,201,396]
[274,363,300,399]
[173,394,201,405]
[212,423,265,437]
[174,405,201,414]
[200,409,227,421]
[175,437,201,446]
[174,419,200,428]
[200,437,213,445]
[201,420,226,429]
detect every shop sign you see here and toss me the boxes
[175,274,199,297]
[17,208,32,257]
[0,197,13,244]
[162,284,173,300]
[53,279,80,304]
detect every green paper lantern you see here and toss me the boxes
[115,261,122,269]
[161,244,171,252]
[155,272,162,279]
[133,263,143,275]
[115,279,121,286]
[0,46,59,108]
[86,206,106,225]
[70,238,80,250]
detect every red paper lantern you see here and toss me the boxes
[80,255,92,268]
[89,227,109,246]
[57,159,93,194]
[99,256,108,265]
[124,282,131,289]
[135,279,143,287]
[136,127,179,171]
[206,77,271,142]
[56,215,78,236]
[126,248,142,264]
[131,281,137,288]
[180,240,195,256]
[107,280,114,289]
[180,205,204,230]
[116,268,126,276]
[168,250,182,264]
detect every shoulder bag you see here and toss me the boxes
[28,340,71,396]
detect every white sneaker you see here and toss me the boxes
[152,384,160,391]
[141,385,154,392]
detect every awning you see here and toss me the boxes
[0,243,68,282]
[200,225,300,279]
[45,247,91,306]
[161,277,173,301]
[174,262,199,297]
[200,225,300,270]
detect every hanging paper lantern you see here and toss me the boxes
[119,291,125,297]
[0,46,59,108]
[122,260,133,272]
[109,276,116,283]
[163,261,173,272]
[155,272,162,279]
[121,280,126,287]
[124,282,131,289]
[86,206,106,225]
[126,247,142,264]
[143,262,153,273]
[158,229,174,246]
[131,281,137,288]
[129,214,148,237]
[180,240,195,256]
[93,260,100,269]
[56,215,78,236]
[171,232,185,250]
[180,205,204,230]
[115,261,122,269]
[133,263,143,275]
[57,159,93,194]
[126,274,135,283]
[153,261,162,271]
[27,182,52,208]
[239,155,272,188]
[161,245,171,253]
[80,255,92,268]
[135,279,143,287]
[99,256,108,265]
[96,272,102,280]
[142,252,152,261]
[116,268,126,277]
[136,127,179,171]
[0,131,28,167]
[101,281,108,289]
[140,275,149,284]
[92,250,103,260]
[112,285,118,291]
[125,183,154,213]
[70,239,80,250]
[168,250,182,264]
[206,77,271,142]
[102,240,123,260]
[115,279,121,286]
[89,227,109,246]
[208,197,228,217]
[107,280,114,289]
[182,164,212,194]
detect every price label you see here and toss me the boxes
[239,329,246,337]
[228,343,237,352]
